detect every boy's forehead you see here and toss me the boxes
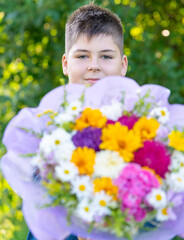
[68,34,120,53]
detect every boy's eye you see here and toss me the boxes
[101,55,113,59]
[77,55,88,59]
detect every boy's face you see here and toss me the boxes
[62,34,128,85]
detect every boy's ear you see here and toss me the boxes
[62,54,68,76]
[121,55,128,77]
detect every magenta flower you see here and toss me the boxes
[134,140,171,178]
[107,114,139,129]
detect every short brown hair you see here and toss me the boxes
[65,3,124,55]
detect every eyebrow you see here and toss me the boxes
[73,49,116,53]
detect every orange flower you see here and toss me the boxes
[93,177,118,199]
[100,122,142,162]
[133,116,160,141]
[71,147,95,176]
[75,108,107,130]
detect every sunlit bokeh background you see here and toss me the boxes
[0,0,184,239]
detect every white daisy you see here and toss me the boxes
[94,150,125,179]
[149,107,169,124]
[31,154,44,168]
[93,191,112,216]
[39,134,53,156]
[75,198,96,222]
[167,172,184,192]
[39,128,71,156]
[65,100,83,117]
[179,167,184,175]
[146,188,167,209]
[54,112,75,125]
[169,150,184,171]
[55,162,78,182]
[100,101,123,121]
[54,142,75,163]
[51,128,72,147]
[71,176,93,199]
[156,207,170,221]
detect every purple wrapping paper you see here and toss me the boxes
[2,76,184,240]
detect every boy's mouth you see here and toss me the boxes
[85,78,100,84]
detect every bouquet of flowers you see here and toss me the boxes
[2,76,184,240]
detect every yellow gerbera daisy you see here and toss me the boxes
[93,177,118,199]
[168,130,184,151]
[133,116,160,141]
[70,147,95,175]
[75,108,107,131]
[100,122,142,162]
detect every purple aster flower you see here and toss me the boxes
[72,127,102,151]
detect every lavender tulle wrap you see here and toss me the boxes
[2,76,184,240]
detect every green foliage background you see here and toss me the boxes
[0,0,184,239]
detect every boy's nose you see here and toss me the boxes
[88,58,101,72]
[88,65,101,72]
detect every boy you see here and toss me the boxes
[27,3,127,240]
[62,3,127,85]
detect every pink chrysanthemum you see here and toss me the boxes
[122,205,147,222]
[107,114,139,129]
[114,164,160,222]
[131,207,147,222]
[134,140,171,178]
[114,164,160,199]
